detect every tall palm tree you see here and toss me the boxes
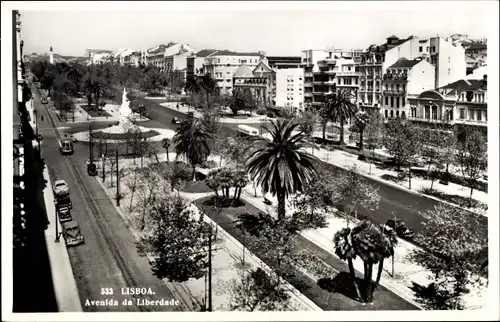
[246,119,319,221]
[325,88,358,146]
[351,220,395,303]
[184,76,200,94]
[198,73,218,111]
[162,138,171,163]
[354,110,370,151]
[173,118,213,182]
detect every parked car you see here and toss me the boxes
[62,221,85,247]
[57,206,72,223]
[187,112,194,118]
[41,96,48,104]
[53,180,69,195]
[172,117,181,124]
[384,219,414,239]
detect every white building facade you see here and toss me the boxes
[275,68,304,111]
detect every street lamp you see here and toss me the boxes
[55,209,62,243]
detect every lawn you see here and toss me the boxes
[149,161,212,193]
[194,195,419,311]
[90,129,159,140]
[79,104,112,117]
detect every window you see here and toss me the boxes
[396,111,400,117]
[431,46,436,52]
[448,57,450,63]
[384,110,388,118]
[425,106,430,119]
[426,46,429,52]
[218,59,220,63]
[390,110,394,118]
[396,97,400,108]
[432,106,437,119]
[419,46,423,52]
[459,108,465,119]
[402,97,405,106]
[385,96,389,105]
[390,97,394,107]
[477,110,482,121]
[448,69,451,75]
[469,109,475,120]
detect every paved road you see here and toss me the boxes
[141,98,488,238]
[34,91,184,312]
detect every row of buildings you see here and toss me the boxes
[83,34,487,133]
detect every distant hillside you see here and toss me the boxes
[24,53,88,64]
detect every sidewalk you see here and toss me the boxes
[238,184,487,310]
[157,100,488,216]
[42,168,83,312]
[94,160,321,311]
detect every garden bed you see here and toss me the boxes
[419,187,488,211]
[79,104,112,117]
[90,129,159,140]
[194,196,418,310]
[149,161,211,193]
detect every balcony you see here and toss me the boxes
[312,80,329,85]
[337,72,359,76]
[313,69,336,75]
[318,59,337,66]
[384,74,408,81]
[312,91,329,95]
[304,92,313,97]
[304,82,313,87]
[304,72,313,77]
[383,89,407,96]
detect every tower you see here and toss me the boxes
[49,46,54,64]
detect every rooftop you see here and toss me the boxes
[439,78,487,96]
[212,50,263,57]
[194,49,219,57]
[233,64,255,78]
[388,57,423,69]
[466,42,487,51]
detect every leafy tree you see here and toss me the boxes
[333,227,361,300]
[295,109,319,153]
[351,220,396,303]
[173,118,213,182]
[334,165,381,225]
[228,91,246,116]
[226,136,254,169]
[364,111,383,174]
[125,168,143,211]
[324,88,358,145]
[227,267,290,311]
[417,127,444,190]
[384,119,422,188]
[455,130,487,206]
[136,195,210,282]
[246,119,319,220]
[407,204,487,309]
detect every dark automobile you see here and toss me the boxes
[385,219,414,239]
[62,221,85,247]
[57,206,72,223]
[172,117,181,124]
[187,112,194,118]
[41,96,48,104]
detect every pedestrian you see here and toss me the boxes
[176,103,179,110]
[41,115,44,122]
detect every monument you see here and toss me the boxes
[118,88,136,131]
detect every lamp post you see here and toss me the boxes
[55,208,61,242]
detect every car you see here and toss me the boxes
[62,221,85,247]
[171,117,181,124]
[57,206,72,223]
[41,97,48,104]
[384,219,415,239]
[187,112,194,118]
[53,180,69,195]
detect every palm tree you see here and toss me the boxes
[184,76,200,94]
[198,73,218,111]
[354,110,370,151]
[325,88,358,146]
[351,220,395,303]
[246,119,319,221]
[173,118,213,182]
[162,138,171,163]
[333,227,362,300]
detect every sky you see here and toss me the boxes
[10,1,498,57]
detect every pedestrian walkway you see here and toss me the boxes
[94,160,321,311]
[42,168,83,312]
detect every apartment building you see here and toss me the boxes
[186,49,219,78]
[358,35,415,110]
[381,57,435,119]
[408,76,487,137]
[301,50,328,108]
[275,68,304,111]
[203,50,264,93]
[84,49,113,65]
[310,48,363,108]
[383,36,466,88]
[146,43,173,70]
[163,43,196,83]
